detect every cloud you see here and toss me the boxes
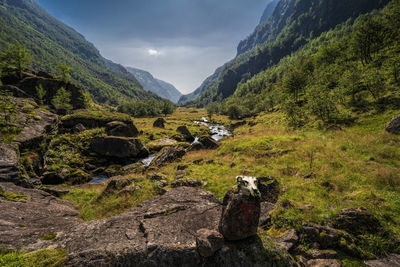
[147,49,160,56]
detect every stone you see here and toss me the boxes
[51,187,295,266]
[301,223,358,256]
[148,138,178,151]
[307,259,341,267]
[0,182,81,249]
[153,118,166,128]
[177,165,188,171]
[98,176,136,199]
[259,202,277,227]
[386,114,400,134]
[334,207,382,235]
[257,176,280,203]
[171,178,202,188]
[219,176,261,241]
[149,174,165,181]
[14,109,58,149]
[188,142,205,151]
[193,159,203,165]
[196,228,224,257]
[0,144,27,187]
[365,254,400,267]
[176,126,195,142]
[271,229,299,252]
[72,123,86,133]
[105,121,138,137]
[117,185,137,196]
[199,136,219,149]
[150,146,186,167]
[90,136,149,159]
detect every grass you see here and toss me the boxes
[57,107,400,260]
[0,249,68,267]
[0,187,27,203]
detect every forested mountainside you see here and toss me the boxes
[0,0,159,105]
[258,0,279,30]
[126,67,182,103]
[180,0,389,106]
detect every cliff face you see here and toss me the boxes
[187,0,390,106]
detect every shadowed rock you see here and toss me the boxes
[334,207,382,235]
[90,136,149,159]
[153,118,166,128]
[199,136,219,149]
[176,126,195,142]
[0,144,30,187]
[386,114,400,134]
[196,228,224,257]
[105,121,138,137]
[150,146,186,167]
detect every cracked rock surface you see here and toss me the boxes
[0,182,81,249]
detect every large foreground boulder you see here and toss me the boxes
[28,186,294,266]
[386,114,400,134]
[90,136,149,159]
[0,182,81,249]
[153,118,166,128]
[105,121,138,137]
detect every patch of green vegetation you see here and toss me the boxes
[62,179,158,221]
[0,187,27,203]
[0,249,68,267]
[40,233,57,241]
[61,111,132,125]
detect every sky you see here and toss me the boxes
[36,0,269,94]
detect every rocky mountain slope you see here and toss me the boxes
[127,67,182,103]
[179,0,390,106]
[0,0,159,105]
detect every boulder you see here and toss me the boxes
[105,121,138,137]
[50,187,295,266]
[334,207,382,235]
[98,176,136,199]
[386,114,400,134]
[147,138,178,151]
[307,259,341,267]
[199,136,219,149]
[90,136,149,159]
[0,182,81,249]
[257,176,280,203]
[14,109,58,149]
[188,142,205,151]
[153,118,166,128]
[270,229,299,252]
[171,178,202,188]
[219,176,261,241]
[365,254,400,267]
[0,144,29,187]
[196,228,224,257]
[72,123,86,133]
[259,202,277,227]
[150,146,186,167]
[176,126,195,142]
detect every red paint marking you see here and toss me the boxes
[239,204,256,223]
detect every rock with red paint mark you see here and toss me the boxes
[219,177,261,241]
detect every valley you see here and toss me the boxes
[1,0,400,266]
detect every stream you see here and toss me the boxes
[88,117,231,184]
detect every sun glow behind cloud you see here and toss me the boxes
[147,49,160,56]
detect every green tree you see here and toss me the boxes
[0,44,31,79]
[206,102,219,119]
[160,100,175,116]
[56,63,71,81]
[35,84,46,105]
[51,87,72,111]
[282,68,308,103]
[0,90,17,125]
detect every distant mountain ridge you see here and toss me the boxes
[179,0,390,106]
[0,0,159,105]
[126,67,182,103]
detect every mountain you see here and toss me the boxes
[180,0,390,106]
[126,67,182,103]
[0,0,159,105]
[259,0,278,25]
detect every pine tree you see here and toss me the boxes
[51,87,72,111]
